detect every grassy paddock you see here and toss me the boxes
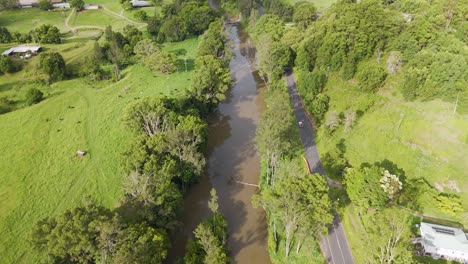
[0,37,198,263]
[281,0,337,11]
[0,8,70,33]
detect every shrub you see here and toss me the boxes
[70,0,84,10]
[39,52,66,82]
[310,93,329,121]
[356,64,387,92]
[134,9,148,21]
[0,96,12,114]
[25,88,44,106]
[0,27,12,43]
[39,0,52,10]
[0,55,14,74]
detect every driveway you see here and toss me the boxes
[284,72,354,264]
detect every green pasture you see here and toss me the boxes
[0,8,70,33]
[0,37,198,263]
[282,0,337,11]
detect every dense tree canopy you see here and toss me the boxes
[34,24,61,44]
[39,52,66,82]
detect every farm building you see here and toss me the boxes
[416,222,468,263]
[2,46,41,58]
[130,0,153,7]
[83,4,99,9]
[52,2,70,9]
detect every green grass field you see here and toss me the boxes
[0,9,70,33]
[282,0,337,11]
[0,36,198,263]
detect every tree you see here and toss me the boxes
[310,93,329,121]
[252,14,285,41]
[197,20,230,64]
[256,174,332,257]
[379,170,403,203]
[256,84,293,185]
[189,55,231,106]
[34,24,61,44]
[293,2,316,30]
[70,0,84,10]
[257,36,291,80]
[134,39,159,62]
[39,52,66,82]
[39,0,52,10]
[180,3,215,35]
[208,188,218,213]
[113,223,169,264]
[193,222,229,264]
[365,209,414,263]
[134,9,148,21]
[0,27,12,43]
[147,15,162,36]
[356,63,387,92]
[25,88,44,105]
[30,203,118,263]
[159,16,188,42]
[344,165,389,212]
[0,55,14,74]
[145,51,177,75]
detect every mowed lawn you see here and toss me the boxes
[0,37,198,263]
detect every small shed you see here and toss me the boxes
[52,2,70,9]
[18,0,39,7]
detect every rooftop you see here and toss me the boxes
[420,222,468,253]
[2,46,41,56]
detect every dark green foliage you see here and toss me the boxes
[189,55,232,106]
[252,14,285,41]
[197,20,230,64]
[39,52,66,82]
[344,164,389,211]
[179,3,215,36]
[38,0,52,10]
[340,55,357,80]
[263,0,294,22]
[70,0,84,10]
[147,15,162,36]
[25,88,44,106]
[134,9,148,21]
[323,141,349,179]
[33,24,61,44]
[145,50,177,75]
[0,27,12,43]
[0,55,14,74]
[30,203,119,263]
[356,63,387,92]
[257,39,292,80]
[123,25,143,49]
[113,222,169,264]
[0,0,17,9]
[0,96,12,114]
[293,2,316,30]
[159,16,188,42]
[298,70,327,98]
[310,93,329,121]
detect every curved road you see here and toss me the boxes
[284,72,355,264]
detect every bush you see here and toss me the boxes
[0,55,14,74]
[0,96,12,114]
[34,24,61,44]
[298,70,327,98]
[356,64,387,92]
[0,27,12,43]
[70,0,85,10]
[147,15,162,36]
[134,9,148,21]
[39,0,52,10]
[25,88,44,106]
[39,52,66,82]
[310,93,329,121]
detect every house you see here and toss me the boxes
[52,2,70,9]
[130,0,153,7]
[18,0,39,8]
[2,46,41,58]
[417,222,468,263]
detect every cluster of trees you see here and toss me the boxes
[0,24,61,44]
[184,189,230,264]
[39,52,66,82]
[140,0,219,42]
[31,202,170,263]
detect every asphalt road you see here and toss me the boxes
[285,73,355,264]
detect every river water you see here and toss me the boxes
[167,25,271,263]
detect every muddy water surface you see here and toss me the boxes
[167,25,271,263]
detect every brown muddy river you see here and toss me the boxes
[167,25,271,263]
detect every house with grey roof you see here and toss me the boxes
[2,46,41,57]
[130,0,152,7]
[417,222,468,263]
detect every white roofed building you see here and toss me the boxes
[418,222,468,263]
[2,46,41,56]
